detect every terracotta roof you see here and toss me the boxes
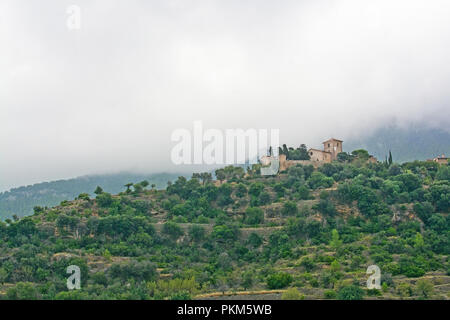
[322,138,343,143]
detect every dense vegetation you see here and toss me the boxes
[0,152,448,300]
[0,173,183,220]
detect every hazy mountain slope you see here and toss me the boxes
[345,125,450,163]
[0,172,185,219]
[2,125,448,219]
[0,158,448,300]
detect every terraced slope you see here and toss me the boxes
[0,160,448,300]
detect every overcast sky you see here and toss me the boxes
[1,0,450,191]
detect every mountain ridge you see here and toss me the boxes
[1,124,449,219]
[0,172,187,220]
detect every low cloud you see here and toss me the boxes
[1,0,450,190]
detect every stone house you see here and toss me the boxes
[260,138,345,171]
[308,138,343,163]
[428,154,449,165]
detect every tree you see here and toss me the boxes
[0,268,8,284]
[133,183,144,194]
[388,150,393,166]
[242,271,254,290]
[217,252,232,271]
[215,169,226,182]
[308,172,333,189]
[77,193,90,201]
[258,191,271,205]
[394,173,421,192]
[281,287,303,300]
[236,183,247,198]
[330,260,341,273]
[287,144,310,160]
[247,232,262,248]
[300,257,316,272]
[414,232,424,248]
[324,290,337,299]
[337,285,364,300]
[314,199,337,216]
[428,214,446,232]
[124,183,134,193]
[337,152,352,163]
[413,202,434,224]
[90,271,108,287]
[244,207,264,225]
[282,144,289,158]
[297,185,311,200]
[215,166,244,183]
[266,272,292,289]
[33,206,45,215]
[330,229,342,249]
[436,165,450,181]
[192,172,211,185]
[56,214,79,232]
[351,149,370,160]
[189,225,205,242]
[388,164,402,176]
[298,144,310,160]
[162,221,184,240]
[415,279,434,299]
[212,225,238,242]
[397,283,413,297]
[103,249,112,262]
[282,201,298,216]
[109,260,157,282]
[140,180,150,188]
[273,183,286,197]
[217,276,229,295]
[94,186,103,195]
[96,192,113,208]
[249,182,265,197]
[200,172,212,185]
[319,163,341,177]
[6,282,40,300]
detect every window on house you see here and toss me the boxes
[328,143,330,147]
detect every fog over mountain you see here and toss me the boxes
[0,172,185,219]
[345,123,450,163]
[1,0,450,192]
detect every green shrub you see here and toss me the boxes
[324,290,337,299]
[244,207,264,225]
[281,287,304,300]
[267,272,293,289]
[337,285,364,300]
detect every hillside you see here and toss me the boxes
[0,157,448,300]
[0,172,185,220]
[2,124,448,220]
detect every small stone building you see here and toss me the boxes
[308,148,332,162]
[308,138,343,163]
[260,138,345,171]
[428,154,449,165]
